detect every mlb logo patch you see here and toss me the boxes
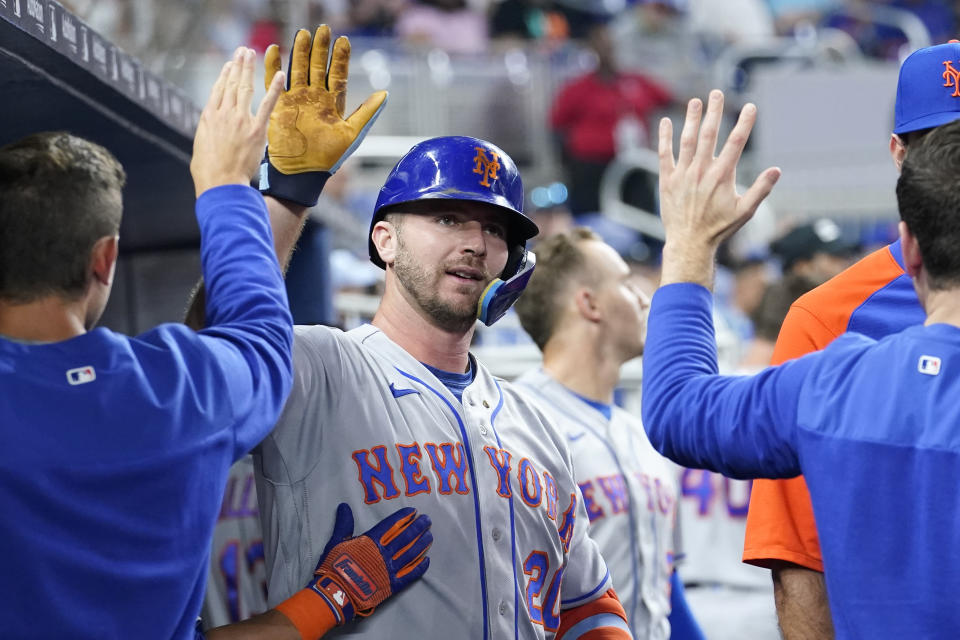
[917,355,941,376]
[66,366,96,385]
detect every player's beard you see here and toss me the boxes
[393,234,490,334]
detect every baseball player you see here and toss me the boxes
[0,48,298,638]
[511,228,702,639]
[203,456,269,627]
[674,471,779,640]
[233,26,633,639]
[0,45,430,640]
[742,40,960,638]
[643,88,960,637]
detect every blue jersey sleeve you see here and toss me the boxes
[641,283,815,479]
[138,185,293,458]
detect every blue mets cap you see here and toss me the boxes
[894,40,960,134]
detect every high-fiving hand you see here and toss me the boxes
[190,47,284,198]
[657,90,781,288]
[258,25,388,206]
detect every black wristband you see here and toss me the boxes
[255,158,331,208]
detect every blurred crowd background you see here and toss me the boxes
[60,0,954,374]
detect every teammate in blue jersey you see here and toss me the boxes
[743,40,960,638]
[0,47,419,640]
[642,88,960,638]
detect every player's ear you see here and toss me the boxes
[899,220,923,279]
[890,134,907,171]
[573,287,602,323]
[372,219,399,266]
[89,235,119,286]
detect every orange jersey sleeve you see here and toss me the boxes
[742,305,837,570]
[556,589,631,640]
[743,245,912,571]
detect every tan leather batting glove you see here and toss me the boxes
[256,25,388,206]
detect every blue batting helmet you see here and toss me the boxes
[368,136,539,273]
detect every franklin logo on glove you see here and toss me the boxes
[333,556,376,598]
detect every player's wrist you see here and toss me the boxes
[194,175,257,199]
[659,240,717,289]
[255,154,331,207]
[274,584,342,640]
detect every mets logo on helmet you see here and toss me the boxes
[943,60,960,97]
[473,147,501,188]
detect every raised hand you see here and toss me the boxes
[190,47,284,198]
[258,25,388,206]
[657,90,781,287]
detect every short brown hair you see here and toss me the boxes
[0,132,125,302]
[897,119,960,289]
[515,227,600,351]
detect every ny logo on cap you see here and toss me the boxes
[473,147,501,188]
[943,60,960,97]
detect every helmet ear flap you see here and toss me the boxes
[477,249,536,326]
[502,243,527,280]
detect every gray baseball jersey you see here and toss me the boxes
[253,324,612,639]
[676,470,768,589]
[202,455,269,628]
[514,370,678,640]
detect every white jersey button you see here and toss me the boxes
[492,527,502,541]
[498,601,508,615]
[483,400,490,408]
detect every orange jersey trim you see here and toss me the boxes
[556,589,631,640]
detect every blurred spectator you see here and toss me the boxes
[247,14,282,53]
[766,0,841,35]
[740,273,818,368]
[396,0,489,53]
[687,0,775,45]
[891,0,954,45]
[203,0,260,54]
[489,0,570,44]
[346,0,406,37]
[610,0,700,115]
[770,218,860,285]
[630,0,686,34]
[873,0,960,50]
[722,258,772,342]
[826,0,955,60]
[550,19,672,214]
[527,192,575,243]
